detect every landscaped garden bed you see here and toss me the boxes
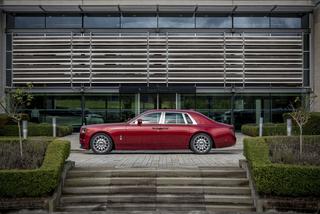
[0,137,71,211]
[243,135,320,212]
[0,138,70,197]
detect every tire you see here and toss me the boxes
[190,133,212,154]
[90,133,113,154]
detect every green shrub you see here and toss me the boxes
[0,123,72,137]
[244,136,320,196]
[283,112,320,135]
[0,139,70,197]
[241,123,299,137]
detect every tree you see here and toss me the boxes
[289,94,317,156]
[0,83,33,158]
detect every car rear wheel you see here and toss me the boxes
[90,133,113,154]
[190,133,212,154]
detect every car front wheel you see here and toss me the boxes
[190,133,212,154]
[90,133,113,154]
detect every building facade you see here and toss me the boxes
[0,0,319,130]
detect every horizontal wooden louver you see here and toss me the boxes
[11,33,303,87]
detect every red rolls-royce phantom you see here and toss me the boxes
[79,109,236,154]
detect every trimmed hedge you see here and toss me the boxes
[0,139,70,197]
[241,123,299,137]
[244,136,320,197]
[283,112,320,135]
[241,112,320,137]
[0,123,72,137]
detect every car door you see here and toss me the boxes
[125,112,163,150]
[158,112,192,149]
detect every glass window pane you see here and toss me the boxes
[122,13,157,28]
[140,112,161,124]
[85,96,106,125]
[159,13,194,28]
[196,15,232,28]
[165,113,185,124]
[84,14,120,28]
[271,17,301,28]
[181,94,195,109]
[8,15,45,28]
[120,94,136,121]
[234,16,269,28]
[46,15,82,28]
[53,96,82,127]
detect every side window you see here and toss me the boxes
[139,112,161,124]
[164,113,185,124]
[184,114,194,124]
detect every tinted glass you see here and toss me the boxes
[122,13,157,28]
[196,15,232,28]
[8,15,45,28]
[46,15,82,28]
[271,17,301,28]
[139,112,161,124]
[159,13,194,28]
[84,14,120,28]
[234,16,269,28]
[165,113,185,124]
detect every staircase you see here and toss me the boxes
[56,167,255,212]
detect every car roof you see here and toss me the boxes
[143,109,197,114]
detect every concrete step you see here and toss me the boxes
[60,194,252,205]
[56,203,254,212]
[64,177,249,187]
[67,168,246,179]
[63,185,251,195]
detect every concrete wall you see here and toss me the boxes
[0,11,5,113]
[313,4,320,111]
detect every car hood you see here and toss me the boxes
[84,123,127,129]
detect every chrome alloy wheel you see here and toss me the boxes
[191,134,212,154]
[91,134,112,154]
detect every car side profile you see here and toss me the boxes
[80,109,236,154]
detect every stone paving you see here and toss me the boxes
[60,133,247,168]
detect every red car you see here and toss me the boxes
[80,110,236,154]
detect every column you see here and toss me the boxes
[313,5,320,111]
[0,12,5,113]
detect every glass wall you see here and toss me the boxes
[6,13,306,29]
[196,14,232,28]
[234,16,269,28]
[21,93,304,131]
[84,13,120,28]
[159,13,194,28]
[122,13,157,28]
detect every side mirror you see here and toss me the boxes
[137,119,143,126]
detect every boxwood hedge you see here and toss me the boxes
[0,139,70,197]
[244,136,320,196]
[242,112,320,137]
[0,123,72,137]
[241,123,299,137]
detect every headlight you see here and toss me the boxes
[80,127,86,134]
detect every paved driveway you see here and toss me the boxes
[61,133,246,168]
